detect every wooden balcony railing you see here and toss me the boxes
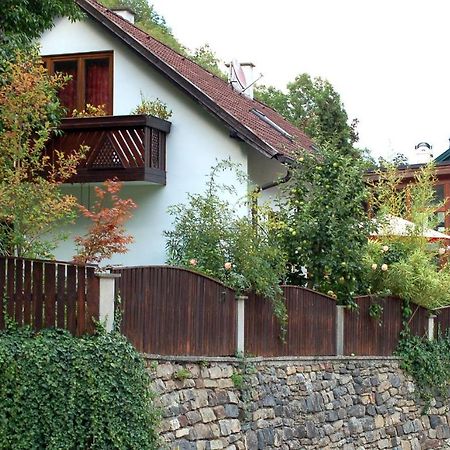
[46,115,171,184]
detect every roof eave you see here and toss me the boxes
[76,0,282,160]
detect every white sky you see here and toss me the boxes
[149,0,450,162]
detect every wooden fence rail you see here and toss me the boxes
[0,257,99,335]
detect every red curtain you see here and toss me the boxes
[54,60,78,113]
[85,59,110,113]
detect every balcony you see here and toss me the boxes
[46,115,171,184]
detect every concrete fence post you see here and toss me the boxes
[428,314,436,341]
[235,295,247,354]
[96,272,121,332]
[336,305,345,356]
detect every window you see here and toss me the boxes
[433,184,447,231]
[251,108,293,141]
[43,52,113,115]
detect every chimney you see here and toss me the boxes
[227,60,255,99]
[413,142,433,164]
[111,7,135,24]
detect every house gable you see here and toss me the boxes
[73,0,313,162]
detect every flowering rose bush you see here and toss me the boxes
[165,161,288,328]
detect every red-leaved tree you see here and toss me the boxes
[73,179,137,265]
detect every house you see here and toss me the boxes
[367,142,450,232]
[39,0,313,265]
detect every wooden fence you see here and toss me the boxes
[3,260,449,356]
[114,266,236,355]
[115,266,448,357]
[0,257,99,335]
[245,287,336,356]
[344,296,430,356]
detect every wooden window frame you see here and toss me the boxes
[42,51,114,115]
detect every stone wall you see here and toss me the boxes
[147,355,450,450]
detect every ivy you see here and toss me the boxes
[0,327,159,450]
[397,328,450,411]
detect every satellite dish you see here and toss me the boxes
[231,59,247,90]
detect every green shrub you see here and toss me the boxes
[397,331,450,409]
[0,327,159,450]
[131,93,172,120]
[165,160,288,333]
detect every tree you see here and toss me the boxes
[191,44,226,79]
[378,152,409,168]
[364,163,450,310]
[73,180,137,265]
[0,0,81,62]
[99,1,229,78]
[0,51,86,258]
[276,142,372,304]
[99,0,187,55]
[255,74,358,150]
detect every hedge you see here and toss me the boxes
[0,327,159,449]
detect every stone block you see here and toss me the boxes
[156,363,174,380]
[200,407,216,423]
[209,366,223,379]
[209,439,224,449]
[224,404,239,418]
[175,428,190,438]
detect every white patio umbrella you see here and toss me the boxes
[371,214,450,241]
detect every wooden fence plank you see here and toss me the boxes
[245,286,336,357]
[32,261,43,330]
[23,260,32,326]
[76,266,86,336]
[66,265,77,334]
[44,263,56,328]
[115,266,236,356]
[86,267,100,333]
[57,264,66,329]
[14,259,23,326]
[6,258,15,319]
[0,257,98,335]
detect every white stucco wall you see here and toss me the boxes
[247,150,288,206]
[39,16,282,265]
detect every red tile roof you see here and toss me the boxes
[76,0,314,160]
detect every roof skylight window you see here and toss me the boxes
[251,109,293,141]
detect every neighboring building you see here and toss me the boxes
[39,0,313,265]
[367,141,450,232]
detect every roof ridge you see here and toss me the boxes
[85,0,234,85]
[75,0,314,158]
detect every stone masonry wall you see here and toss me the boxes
[147,355,450,450]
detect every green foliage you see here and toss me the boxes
[173,368,191,381]
[255,74,358,150]
[0,0,82,61]
[365,163,450,309]
[131,93,173,120]
[397,331,450,408]
[191,44,226,79]
[100,2,228,77]
[276,143,372,304]
[368,299,384,325]
[0,327,159,450]
[99,0,187,55]
[165,161,288,330]
[230,371,244,388]
[365,242,450,309]
[0,51,87,258]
